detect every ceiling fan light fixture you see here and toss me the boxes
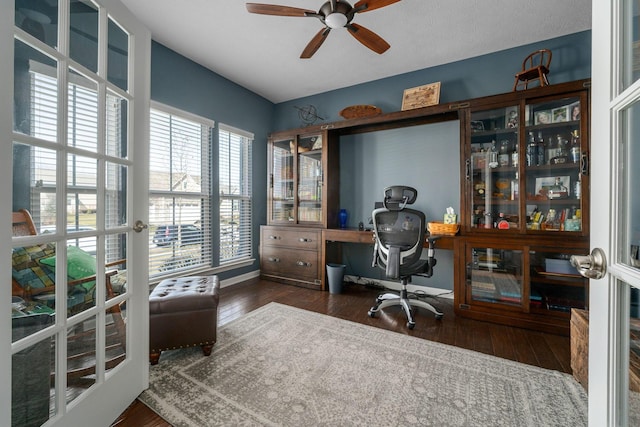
[325,12,347,28]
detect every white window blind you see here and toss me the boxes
[219,124,253,263]
[149,105,213,278]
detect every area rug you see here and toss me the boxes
[140,302,588,426]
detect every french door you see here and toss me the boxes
[1,1,150,426]
[589,0,640,425]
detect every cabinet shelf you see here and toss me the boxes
[473,198,518,204]
[472,166,518,173]
[525,163,580,173]
[525,120,580,132]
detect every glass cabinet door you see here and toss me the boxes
[269,133,324,225]
[469,106,520,230]
[467,246,524,307]
[271,138,295,223]
[524,95,585,233]
[297,134,323,224]
[529,248,588,315]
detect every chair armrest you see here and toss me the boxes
[386,245,401,279]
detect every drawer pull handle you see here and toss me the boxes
[299,237,312,242]
[269,235,281,240]
[296,261,311,267]
[268,257,280,262]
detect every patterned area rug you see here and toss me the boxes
[140,302,588,426]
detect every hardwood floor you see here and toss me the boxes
[112,278,572,426]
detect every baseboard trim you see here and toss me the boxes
[220,270,260,288]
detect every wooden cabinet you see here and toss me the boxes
[261,80,591,334]
[456,237,588,334]
[267,130,339,228]
[260,225,321,289]
[456,80,591,334]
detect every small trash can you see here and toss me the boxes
[326,263,346,294]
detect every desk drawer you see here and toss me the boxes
[261,226,320,250]
[261,246,319,281]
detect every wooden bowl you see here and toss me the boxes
[339,105,382,120]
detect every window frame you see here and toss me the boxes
[148,101,214,280]
[218,123,254,265]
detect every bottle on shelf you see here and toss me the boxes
[489,140,498,168]
[476,143,486,169]
[526,132,537,167]
[545,137,556,164]
[499,139,510,167]
[570,130,581,163]
[574,174,581,199]
[511,141,519,168]
[551,134,569,164]
[543,208,559,230]
[510,172,519,201]
[484,212,493,229]
[536,131,546,165]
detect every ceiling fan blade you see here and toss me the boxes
[300,28,331,59]
[246,3,315,17]
[353,0,401,13]
[346,23,390,54]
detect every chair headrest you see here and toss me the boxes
[382,186,417,211]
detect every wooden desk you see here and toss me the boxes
[320,228,455,291]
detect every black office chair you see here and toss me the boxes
[368,186,443,329]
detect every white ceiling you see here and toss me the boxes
[120,0,592,104]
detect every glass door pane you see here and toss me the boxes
[468,246,523,306]
[15,0,58,48]
[524,96,583,233]
[469,106,520,230]
[622,101,640,269]
[271,138,294,223]
[621,1,640,92]
[297,134,322,224]
[529,248,588,315]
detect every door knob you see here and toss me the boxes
[570,248,607,280]
[133,220,148,233]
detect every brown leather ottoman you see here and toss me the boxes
[149,276,220,365]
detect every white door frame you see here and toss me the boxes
[0,1,151,426]
[590,0,640,425]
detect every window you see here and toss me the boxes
[149,104,213,278]
[25,66,124,261]
[219,124,253,263]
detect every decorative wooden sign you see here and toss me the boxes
[401,82,441,111]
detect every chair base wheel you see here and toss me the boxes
[368,309,376,318]
[407,322,415,330]
[435,313,443,320]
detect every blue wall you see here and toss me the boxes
[151,41,274,281]
[273,31,591,131]
[339,121,460,289]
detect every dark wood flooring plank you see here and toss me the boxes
[488,323,518,362]
[526,331,565,372]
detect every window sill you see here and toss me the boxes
[149,258,256,287]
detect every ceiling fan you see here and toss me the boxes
[246,0,401,58]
